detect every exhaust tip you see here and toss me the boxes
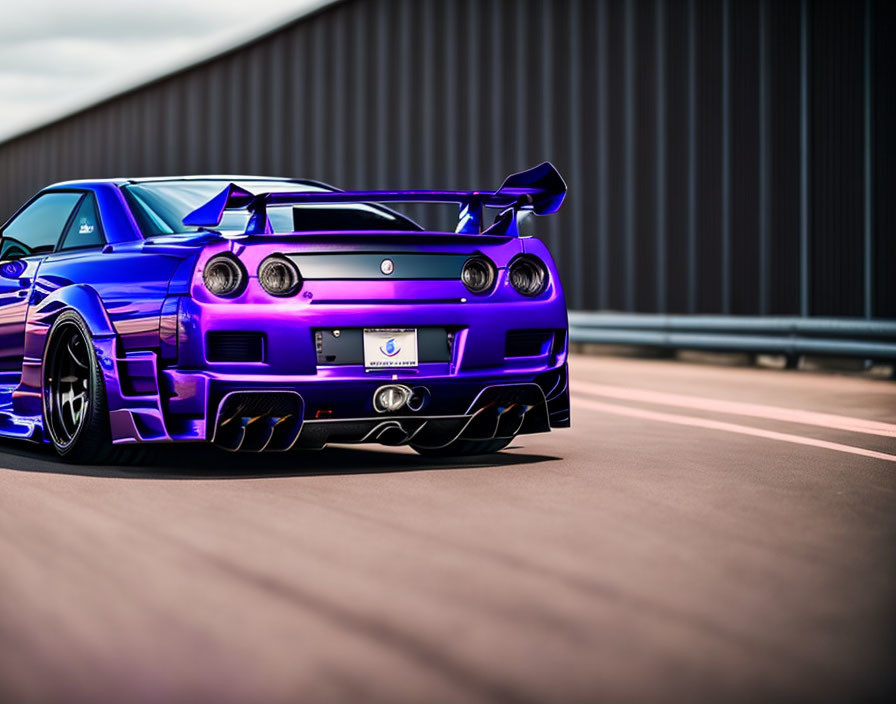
[374,384,412,413]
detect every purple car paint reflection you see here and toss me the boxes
[0,163,569,461]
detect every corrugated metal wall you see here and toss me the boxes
[0,0,892,319]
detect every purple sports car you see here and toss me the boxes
[0,163,569,463]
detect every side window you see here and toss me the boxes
[60,193,105,250]
[0,192,83,260]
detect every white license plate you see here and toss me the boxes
[363,328,418,368]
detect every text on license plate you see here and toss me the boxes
[363,328,418,368]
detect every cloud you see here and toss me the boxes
[0,0,322,140]
[0,36,189,76]
[0,0,262,43]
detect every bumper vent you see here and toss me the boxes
[505,329,555,357]
[213,391,303,451]
[207,332,265,363]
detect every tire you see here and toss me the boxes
[42,311,145,465]
[410,436,514,458]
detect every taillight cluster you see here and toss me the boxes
[203,254,302,298]
[507,256,548,297]
[461,255,549,297]
[257,255,302,296]
[461,257,496,294]
[203,255,246,298]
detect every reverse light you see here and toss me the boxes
[203,255,246,297]
[461,256,496,294]
[258,255,302,297]
[509,256,548,297]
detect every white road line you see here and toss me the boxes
[571,380,896,439]
[571,396,896,464]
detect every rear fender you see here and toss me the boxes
[15,285,118,417]
[26,283,116,340]
[21,285,170,444]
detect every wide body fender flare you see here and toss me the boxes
[15,285,119,418]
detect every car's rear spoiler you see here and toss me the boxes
[182,162,566,235]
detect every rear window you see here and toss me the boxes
[122,180,422,236]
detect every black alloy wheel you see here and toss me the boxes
[44,318,92,451]
[43,311,141,464]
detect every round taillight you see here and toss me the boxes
[258,255,302,297]
[508,256,548,297]
[203,255,246,297]
[461,256,496,294]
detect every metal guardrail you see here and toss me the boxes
[568,312,896,360]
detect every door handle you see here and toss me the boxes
[15,289,28,298]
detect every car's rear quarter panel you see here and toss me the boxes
[15,246,191,417]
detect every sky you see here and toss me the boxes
[0,0,324,141]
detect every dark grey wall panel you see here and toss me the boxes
[873,0,896,319]
[0,0,892,320]
[810,0,865,318]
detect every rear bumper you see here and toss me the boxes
[209,381,559,452]
[107,361,570,450]
[114,270,570,449]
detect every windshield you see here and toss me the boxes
[122,180,423,235]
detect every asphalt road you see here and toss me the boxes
[1,355,894,704]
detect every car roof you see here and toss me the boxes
[46,175,330,189]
